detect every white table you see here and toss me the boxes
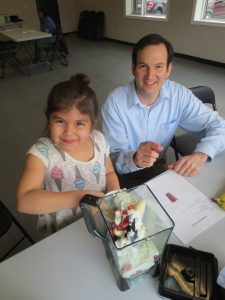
[0,152,225,300]
[0,27,52,74]
[0,27,51,42]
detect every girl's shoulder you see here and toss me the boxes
[92,129,105,140]
[92,129,107,145]
[27,137,61,167]
[92,130,109,154]
[30,137,55,153]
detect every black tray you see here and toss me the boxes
[158,244,218,300]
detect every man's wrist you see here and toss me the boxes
[133,152,141,168]
[194,151,209,162]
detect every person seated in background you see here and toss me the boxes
[33,7,56,63]
[101,33,225,189]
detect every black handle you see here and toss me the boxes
[80,194,99,206]
[80,194,105,240]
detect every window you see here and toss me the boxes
[193,0,225,25]
[125,0,169,20]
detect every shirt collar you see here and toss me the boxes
[127,79,171,109]
[127,80,139,109]
[160,79,171,101]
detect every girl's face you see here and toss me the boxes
[49,106,93,154]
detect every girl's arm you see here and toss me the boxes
[16,154,104,214]
[105,156,120,192]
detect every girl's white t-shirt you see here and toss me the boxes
[27,130,109,235]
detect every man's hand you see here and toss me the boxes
[168,152,208,176]
[134,142,163,168]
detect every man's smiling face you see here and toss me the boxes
[132,43,172,106]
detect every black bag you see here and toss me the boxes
[77,10,105,41]
[77,10,89,38]
[86,11,97,40]
[95,11,105,40]
[10,15,23,22]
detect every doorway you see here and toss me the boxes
[35,0,62,29]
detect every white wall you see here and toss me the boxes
[0,1,39,29]
[1,0,224,63]
[58,0,77,33]
[0,0,77,32]
[74,0,225,64]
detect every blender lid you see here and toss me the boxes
[158,244,218,300]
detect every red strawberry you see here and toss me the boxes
[116,216,129,230]
[121,264,132,273]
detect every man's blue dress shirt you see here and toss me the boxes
[40,16,56,35]
[101,79,225,174]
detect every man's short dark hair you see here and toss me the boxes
[132,33,174,67]
[37,6,48,17]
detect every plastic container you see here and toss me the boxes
[80,185,174,291]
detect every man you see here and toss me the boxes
[33,7,56,63]
[101,33,225,188]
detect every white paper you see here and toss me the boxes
[146,170,225,244]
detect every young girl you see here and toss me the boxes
[17,74,120,235]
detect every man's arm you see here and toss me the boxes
[101,97,163,174]
[169,90,225,176]
[178,91,225,160]
[101,100,139,174]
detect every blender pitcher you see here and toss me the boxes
[80,184,174,291]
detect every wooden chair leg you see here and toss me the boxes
[60,52,68,66]
[49,50,56,70]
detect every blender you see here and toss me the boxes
[80,184,174,291]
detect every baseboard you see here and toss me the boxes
[174,52,225,68]
[64,31,75,36]
[72,32,225,68]
[103,36,134,47]
[104,37,225,68]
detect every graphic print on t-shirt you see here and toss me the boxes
[74,166,85,190]
[51,166,64,191]
[92,161,101,183]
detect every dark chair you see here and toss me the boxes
[86,11,97,40]
[0,41,23,79]
[171,86,217,160]
[44,28,68,70]
[95,11,105,41]
[77,10,90,38]
[0,199,35,262]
